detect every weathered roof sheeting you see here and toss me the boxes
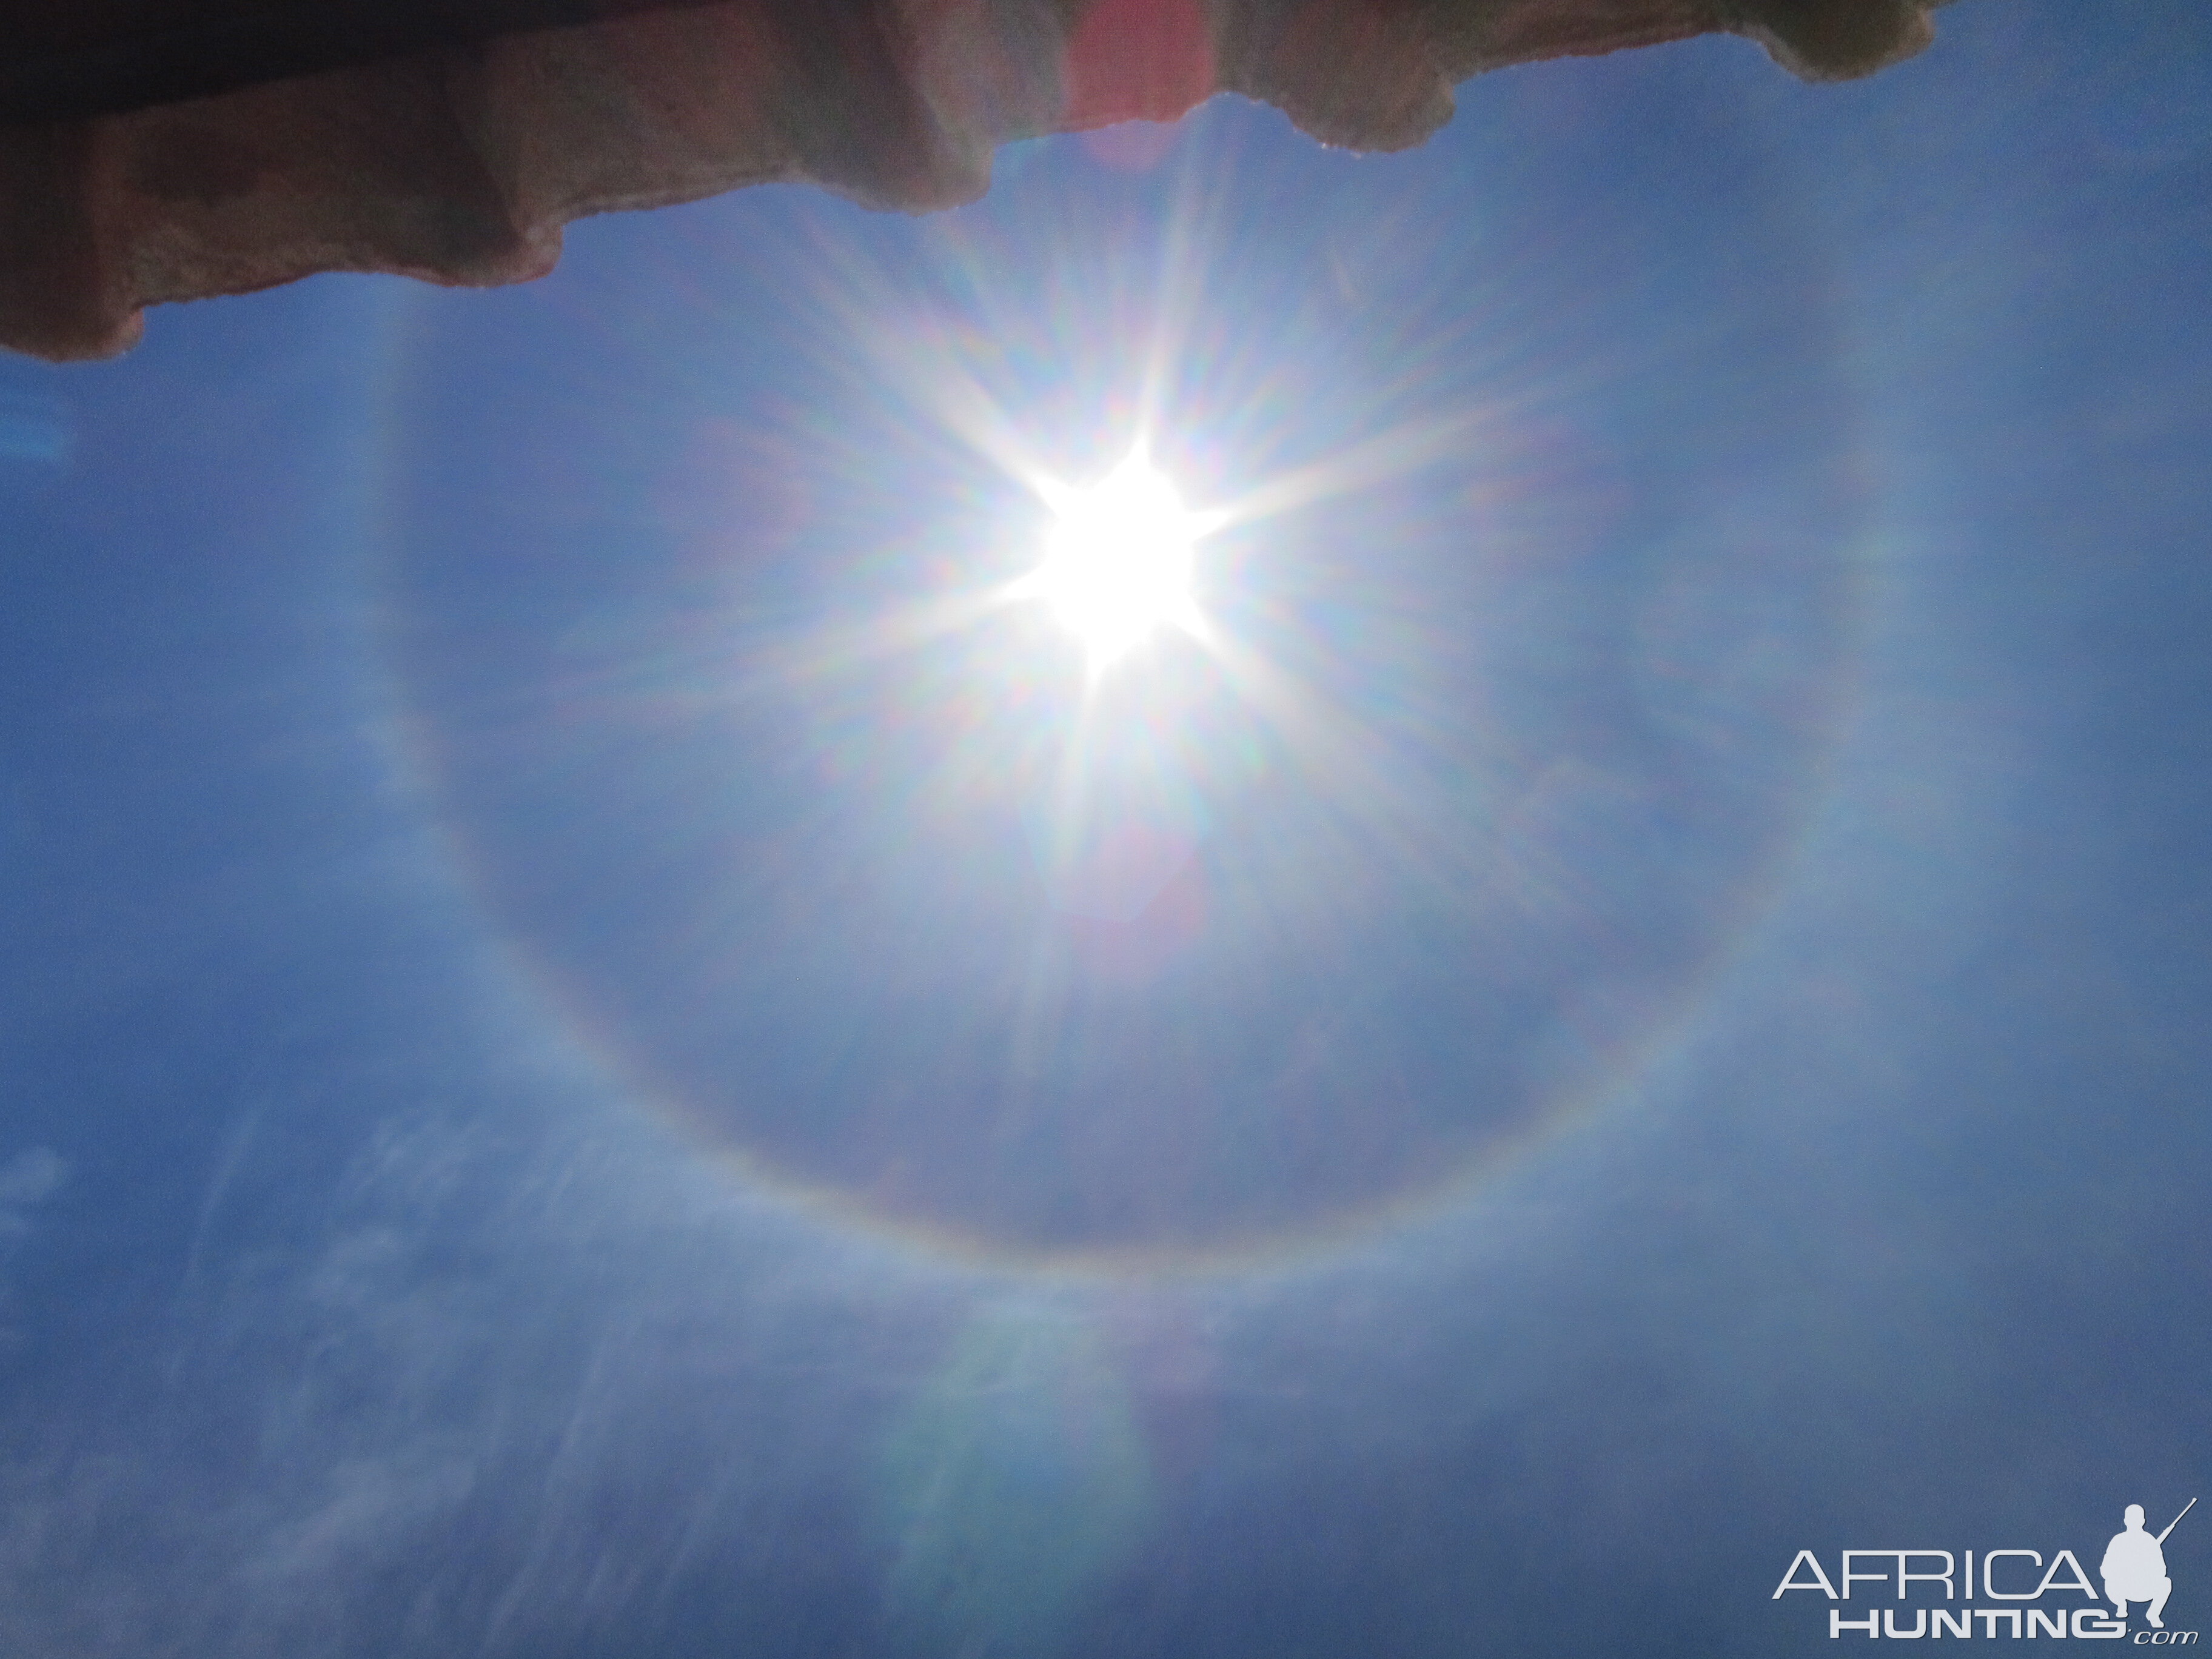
[0,0,1949,359]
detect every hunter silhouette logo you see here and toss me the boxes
[1775,1498,2199,1641]
[2106,1500,2193,1631]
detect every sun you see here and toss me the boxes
[1025,448,1208,668]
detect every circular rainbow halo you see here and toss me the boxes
[1026,447,1210,668]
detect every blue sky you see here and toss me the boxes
[1,2,2208,1654]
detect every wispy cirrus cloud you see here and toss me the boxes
[0,1146,69,1346]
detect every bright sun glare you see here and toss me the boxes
[1027,449,1207,668]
